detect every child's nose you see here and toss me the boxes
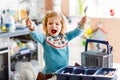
[52,24,56,28]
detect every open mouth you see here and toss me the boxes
[51,29,57,34]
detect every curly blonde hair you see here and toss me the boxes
[42,11,67,35]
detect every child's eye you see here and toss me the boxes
[56,23,60,25]
[49,23,53,25]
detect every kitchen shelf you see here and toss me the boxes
[0,28,30,38]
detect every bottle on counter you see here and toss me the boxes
[0,10,6,32]
[8,15,15,32]
[5,9,15,32]
[1,9,15,32]
[0,15,2,32]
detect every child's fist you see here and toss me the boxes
[26,18,35,31]
[80,16,86,29]
[26,18,32,27]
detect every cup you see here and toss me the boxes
[5,23,12,31]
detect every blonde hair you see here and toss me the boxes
[42,11,67,35]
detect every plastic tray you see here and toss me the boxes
[93,68,117,80]
[55,66,117,80]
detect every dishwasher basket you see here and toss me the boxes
[81,39,113,68]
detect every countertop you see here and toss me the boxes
[0,28,30,38]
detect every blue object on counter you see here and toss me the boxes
[5,23,12,31]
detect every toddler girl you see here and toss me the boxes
[26,11,86,74]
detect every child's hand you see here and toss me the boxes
[26,17,32,27]
[26,18,35,31]
[80,16,86,29]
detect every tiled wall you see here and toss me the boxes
[0,0,45,20]
[0,0,18,10]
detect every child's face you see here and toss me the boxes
[47,16,62,36]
